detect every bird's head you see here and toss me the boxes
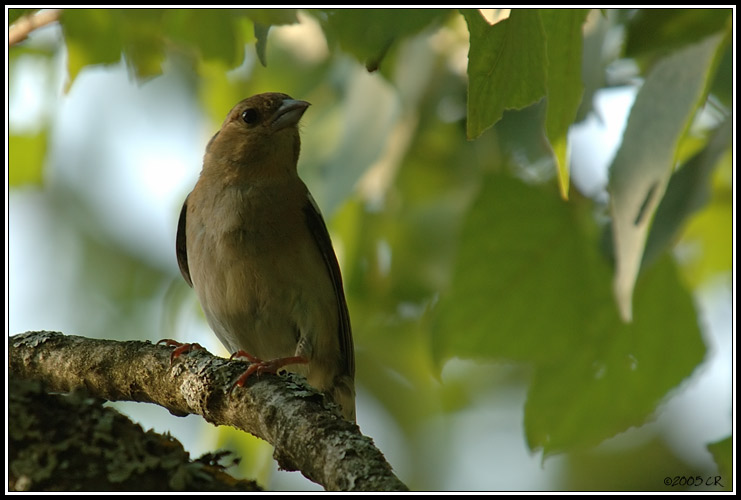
[204,92,310,179]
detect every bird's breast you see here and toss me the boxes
[185,183,338,364]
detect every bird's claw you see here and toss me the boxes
[228,352,309,395]
[157,338,204,365]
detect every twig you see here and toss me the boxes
[9,9,62,47]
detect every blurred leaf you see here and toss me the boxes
[575,9,611,123]
[677,157,733,288]
[567,436,708,491]
[433,174,596,365]
[163,9,244,67]
[316,9,447,72]
[253,23,270,66]
[493,101,553,172]
[526,254,704,456]
[8,8,38,25]
[217,427,274,487]
[708,42,732,107]
[540,9,589,199]
[334,103,488,427]
[61,9,255,88]
[707,436,732,491]
[241,7,301,68]
[9,132,47,186]
[61,9,126,87]
[305,71,401,215]
[624,8,731,61]
[243,8,298,26]
[463,9,547,140]
[118,9,167,79]
[61,9,168,86]
[433,173,704,455]
[79,231,168,307]
[642,114,732,269]
[243,7,301,67]
[607,33,725,322]
[199,58,248,125]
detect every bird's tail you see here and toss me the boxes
[330,374,356,422]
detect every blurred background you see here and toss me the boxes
[7,8,733,491]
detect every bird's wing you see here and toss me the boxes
[176,196,193,287]
[303,193,354,377]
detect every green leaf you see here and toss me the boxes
[61,9,254,88]
[566,437,705,491]
[463,9,547,139]
[243,8,298,26]
[316,9,447,72]
[8,8,38,26]
[540,9,589,199]
[9,132,47,186]
[163,9,243,67]
[608,32,725,322]
[575,9,610,123]
[242,9,300,67]
[301,74,402,215]
[525,255,704,456]
[61,9,125,87]
[61,9,168,86]
[708,43,732,107]
[433,174,598,364]
[642,114,732,269]
[253,22,270,67]
[118,9,167,79]
[624,8,731,60]
[707,436,732,491]
[678,157,733,288]
[433,173,705,455]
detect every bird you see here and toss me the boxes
[173,92,355,421]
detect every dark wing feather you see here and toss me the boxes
[176,196,193,287]
[303,194,354,377]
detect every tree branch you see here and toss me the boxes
[9,378,261,491]
[8,9,62,47]
[9,331,408,492]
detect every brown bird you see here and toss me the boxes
[175,92,355,421]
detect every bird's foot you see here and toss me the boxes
[229,350,308,393]
[157,338,204,364]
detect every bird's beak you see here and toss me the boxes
[271,99,310,131]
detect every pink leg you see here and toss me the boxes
[229,350,309,393]
[157,338,204,363]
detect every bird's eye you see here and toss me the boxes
[241,108,259,125]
